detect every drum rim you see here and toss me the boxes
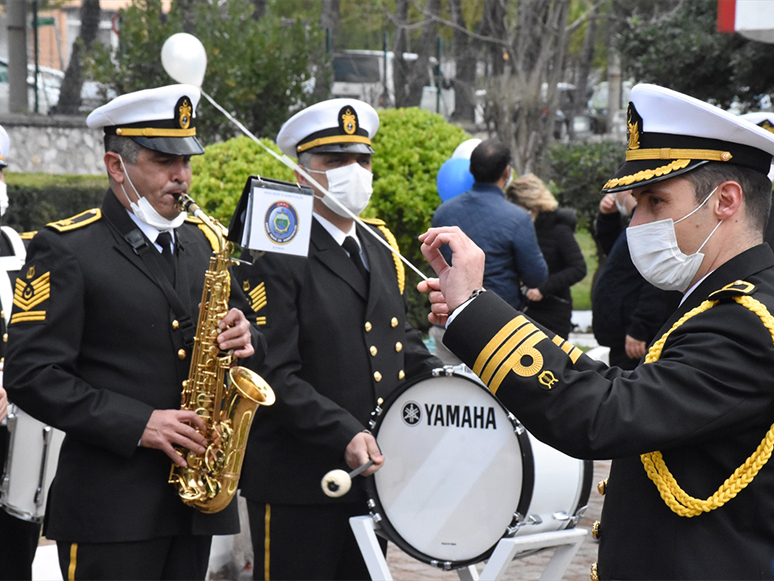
[365,368,535,569]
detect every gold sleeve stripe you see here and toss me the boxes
[568,346,582,363]
[68,543,78,581]
[248,282,267,313]
[256,316,266,326]
[264,504,271,581]
[11,311,46,323]
[552,335,564,347]
[481,322,540,385]
[473,315,530,376]
[489,330,548,394]
[559,341,573,354]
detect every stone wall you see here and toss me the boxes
[0,114,105,175]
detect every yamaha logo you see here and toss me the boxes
[402,401,421,426]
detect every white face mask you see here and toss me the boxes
[118,155,186,231]
[0,181,8,217]
[307,162,373,218]
[626,186,722,293]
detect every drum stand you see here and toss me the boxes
[350,516,587,581]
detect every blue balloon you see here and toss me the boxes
[436,157,474,202]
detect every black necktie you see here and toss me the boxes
[156,231,176,284]
[342,236,369,282]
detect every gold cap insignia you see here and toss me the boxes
[340,106,358,136]
[627,103,641,151]
[178,98,192,130]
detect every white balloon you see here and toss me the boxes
[161,33,207,87]
[451,138,482,160]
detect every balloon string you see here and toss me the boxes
[201,91,428,282]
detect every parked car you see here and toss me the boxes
[0,57,115,115]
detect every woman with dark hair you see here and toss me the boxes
[507,174,587,338]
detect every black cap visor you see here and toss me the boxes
[303,142,375,156]
[130,135,205,156]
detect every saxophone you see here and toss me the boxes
[169,193,275,514]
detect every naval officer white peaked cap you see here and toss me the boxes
[277,98,380,158]
[602,84,774,193]
[86,84,204,156]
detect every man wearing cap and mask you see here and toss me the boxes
[0,125,44,580]
[3,85,266,580]
[235,98,440,580]
[418,84,774,579]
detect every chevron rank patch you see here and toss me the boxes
[247,281,266,326]
[11,267,50,323]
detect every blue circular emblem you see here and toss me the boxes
[402,401,421,426]
[264,201,299,245]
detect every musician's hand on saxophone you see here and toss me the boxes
[216,307,254,358]
[345,431,384,477]
[140,409,208,466]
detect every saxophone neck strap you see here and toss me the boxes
[123,228,196,349]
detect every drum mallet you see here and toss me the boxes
[321,460,375,498]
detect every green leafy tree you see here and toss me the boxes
[87,0,327,143]
[616,0,774,110]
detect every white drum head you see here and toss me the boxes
[369,373,528,565]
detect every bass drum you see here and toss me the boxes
[1,405,65,522]
[365,368,592,569]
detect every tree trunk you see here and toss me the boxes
[569,7,597,140]
[251,0,267,20]
[7,0,27,113]
[321,0,340,49]
[392,0,410,108]
[450,0,476,122]
[56,0,100,115]
[482,0,508,77]
[405,0,439,107]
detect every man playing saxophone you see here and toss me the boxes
[4,85,266,580]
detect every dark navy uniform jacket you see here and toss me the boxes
[445,244,774,580]
[4,190,267,543]
[235,217,440,505]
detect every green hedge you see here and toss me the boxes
[191,107,470,331]
[4,173,108,234]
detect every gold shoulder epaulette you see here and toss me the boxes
[708,280,755,300]
[20,231,37,240]
[47,208,101,232]
[365,219,404,294]
[185,215,203,224]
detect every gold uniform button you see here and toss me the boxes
[590,562,599,581]
[373,371,382,382]
[395,342,403,352]
[365,322,372,332]
[172,320,180,329]
[377,398,384,405]
[2,333,7,343]
[177,349,187,360]
[1,310,4,319]
[390,317,398,328]
[597,478,608,496]
[370,346,378,356]
[398,370,405,380]
[591,520,601,539]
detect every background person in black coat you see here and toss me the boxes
[592,190,681,368]
[506,173,587,338]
